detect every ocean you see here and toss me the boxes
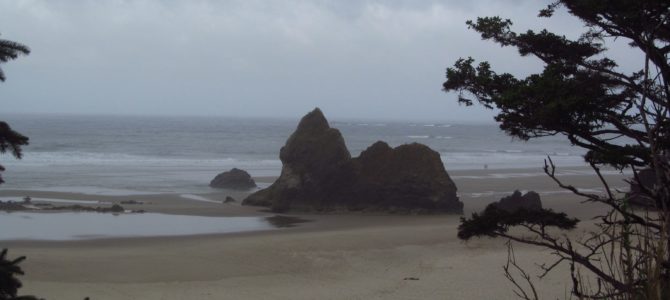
[0,114,586,195]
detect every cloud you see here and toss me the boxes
[0,0,640,121]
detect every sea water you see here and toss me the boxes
[0,211,274,240]
[0,114,586,195]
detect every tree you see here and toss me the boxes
[0,35,30,82]
[0,249,39,300]
[0,35,36,300]
[0,35,30,184]
[443,1,669,299]
[0,122,29,185]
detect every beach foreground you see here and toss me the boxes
[2,167,628,299]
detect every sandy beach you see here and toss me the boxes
[1,166,629,299]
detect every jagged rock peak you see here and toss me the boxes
[295,107,330,132]
[280,107,351,164]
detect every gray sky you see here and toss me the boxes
[0,0,642,122]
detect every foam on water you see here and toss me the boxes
[451,169,624,180]
[1,114,589,193]
[16,186,166,196]
[179,194,220,203]
[461,186,628,199]
[5,151,282,169]
[0,196,104,205]
[442,152,585,170]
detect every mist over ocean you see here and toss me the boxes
[0,114,586,194]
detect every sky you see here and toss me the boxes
[0,0,642,122]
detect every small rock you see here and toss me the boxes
[210,168,257,190]
[110,204,125,213]
[0,201,28,211]
[493,190,542,212]
[224,196,237,204]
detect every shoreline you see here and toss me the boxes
[1,167,630,299]
[0,166,627,221]
[10,212,598,299]
[0,164,626,197]
[0,165,627,237]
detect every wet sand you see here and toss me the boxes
[1,166,629,299]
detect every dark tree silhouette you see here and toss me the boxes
[444,1,669,298]
[0,35,38,300]
[0,249,39,300]
[0,35,30,82]
[0,122,29,184]
[0,35,30,184]
[458,205,578,241]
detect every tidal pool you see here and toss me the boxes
[0,212,283,241]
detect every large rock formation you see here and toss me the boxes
[243,108,463,213]
[243,108,354,211]
[210,168,257,190]
[351,141,461,212]
[493,190,542,212]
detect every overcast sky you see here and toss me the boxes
[0,0,642,122]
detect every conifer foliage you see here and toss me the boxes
[0,34,29,184]
[0,249,38,300]
[0,35,30,82]
[0,35,37,300]
[445,1,670,298]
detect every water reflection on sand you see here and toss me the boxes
[0,212,308,241]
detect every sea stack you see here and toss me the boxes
[352,141,461,212]
[243,108,354,211]
[243,108,463,213]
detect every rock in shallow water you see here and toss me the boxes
[243,108,463,214]
[210,168,257,190]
